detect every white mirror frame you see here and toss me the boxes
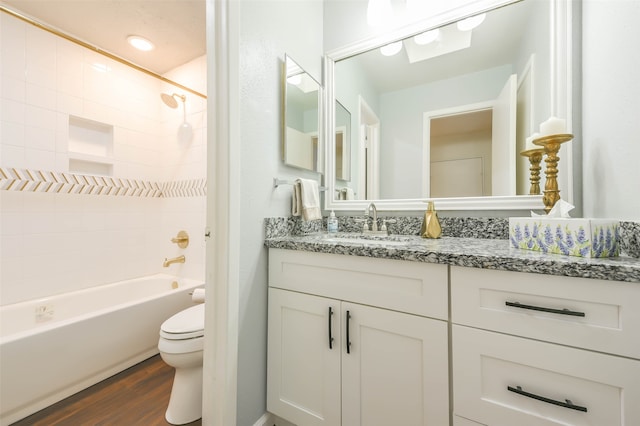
[324,0,573,211]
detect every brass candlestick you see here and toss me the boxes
[532,133,573,214]
[520,148,545,195]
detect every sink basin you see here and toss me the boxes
[319,234,415,246]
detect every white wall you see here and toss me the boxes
[0,12,207,305]
[582,0,640,220]
[233,1,323,425]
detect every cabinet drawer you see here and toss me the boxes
[269,249,448,320]
[451,266,640,358]
[453,325,640,426]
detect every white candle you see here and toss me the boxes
[525,132,540,150]
[539,116,566,136]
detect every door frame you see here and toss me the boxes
[422,101,494,199]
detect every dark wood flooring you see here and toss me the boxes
[11,355,202,426]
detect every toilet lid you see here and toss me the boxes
[160,303,205,340]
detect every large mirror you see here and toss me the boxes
[325,0,573,211]
[283,55,321,172]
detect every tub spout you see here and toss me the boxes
[163,255,185,267]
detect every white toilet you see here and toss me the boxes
[158,303,205,425]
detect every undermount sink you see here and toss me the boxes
[319,234,416,246]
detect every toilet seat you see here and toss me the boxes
[160,304,205,340]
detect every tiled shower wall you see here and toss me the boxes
[0,12,207,305]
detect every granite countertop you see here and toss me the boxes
[265,233,640,283]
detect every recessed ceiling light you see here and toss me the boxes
[127,35,155,52]
[380,41,402,56]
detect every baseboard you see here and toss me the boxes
[253,412,296,426]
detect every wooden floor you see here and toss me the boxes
[11,355,202,426]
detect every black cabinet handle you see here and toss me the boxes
[505,301,585,317]
[508,385,587,412]
[328,307,334,349]
[346,310,352,354]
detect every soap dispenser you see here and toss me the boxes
[420,201,441,239]
[327,210,338,233]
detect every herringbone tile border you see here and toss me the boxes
[0,167,206,198]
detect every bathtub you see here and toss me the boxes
[0,274,204,425]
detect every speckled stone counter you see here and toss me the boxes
[264,231,640,284]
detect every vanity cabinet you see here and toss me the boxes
[267,249,449,426]
[450,266,640,426]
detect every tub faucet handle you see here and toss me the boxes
[171,230,189,248]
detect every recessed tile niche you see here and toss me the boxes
[68,116,114,176]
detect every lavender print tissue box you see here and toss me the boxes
[508,218,620,258]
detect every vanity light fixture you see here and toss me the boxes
[456,13,486,31]
[414,28,440,45]
[380,41,403,56]
[127,35,155,52]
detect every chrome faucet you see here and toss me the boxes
[163,255,185,267]
[366,202,378,231]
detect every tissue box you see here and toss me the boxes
[509,217,620,258]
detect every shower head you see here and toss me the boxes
[160,92,186,109]
[161,92,193,144]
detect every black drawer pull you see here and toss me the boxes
[508,385,588,412]
[505,301,585,317]
[328,307,334,349]
[346,310,352,354]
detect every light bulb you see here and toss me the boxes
[380,41,402,56]
[127,35,155,51]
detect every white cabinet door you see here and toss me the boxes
[341,302,449,426]
[267,288,341,426]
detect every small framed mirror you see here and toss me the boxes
[282,54,321,172]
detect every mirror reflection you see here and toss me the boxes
[283,55,321,172]
[332,0,553,202]
[335,101,351,182]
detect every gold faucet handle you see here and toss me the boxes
[171,230,189,248]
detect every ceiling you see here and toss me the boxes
[2,0,206,75]
[347,0,533,93]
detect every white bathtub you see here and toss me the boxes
[0,274,204,425]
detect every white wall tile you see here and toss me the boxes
[24,148,55,170]
[1,13,207,305]
[24,104,56,130]
[1,144,25,168]
[26,82,57,110]
[1,121,25,148]
[2,74,26,103]
[0,15,26,81]
[2,98,26,125]
[25,124,56,152]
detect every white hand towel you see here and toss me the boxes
[292,178,321,221]
[344,187,355,200]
